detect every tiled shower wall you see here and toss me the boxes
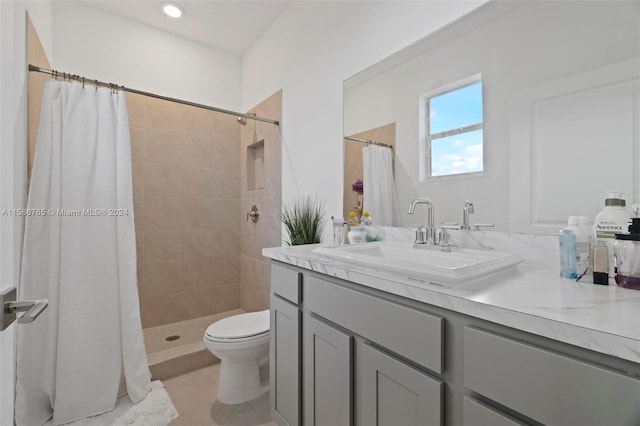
[240,91,283,311]
[343,123,395,221]
[128,95,242,328]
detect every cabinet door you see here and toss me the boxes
[304,314,353,426]
[360,343,442,426]
[270,296,302,426]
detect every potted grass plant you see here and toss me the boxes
[281,196,326,246]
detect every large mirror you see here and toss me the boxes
[343,1,640,234]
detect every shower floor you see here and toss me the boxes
[143,309,244,380]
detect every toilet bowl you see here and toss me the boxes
[203,309,270,404]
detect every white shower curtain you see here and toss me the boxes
[363,145,396,226]
[16,80,151,425]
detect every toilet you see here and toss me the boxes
[203,309,270,404]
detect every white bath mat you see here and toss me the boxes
[45,381,178,426]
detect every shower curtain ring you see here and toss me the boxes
[95,80,98,92]
[82,77,85,89]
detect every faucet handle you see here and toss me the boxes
[440,223,461,230]
[415,225,426,244]
[474,223,495,231]
[437,225,456,252]
[439,228,449,245]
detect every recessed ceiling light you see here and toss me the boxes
[163,4,183,18]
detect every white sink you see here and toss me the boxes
[312,241,522,285]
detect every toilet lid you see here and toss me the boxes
[205,310,270,340]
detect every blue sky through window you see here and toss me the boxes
[430,81,482,134]
[429,81,483,176]
[431,130,483,176]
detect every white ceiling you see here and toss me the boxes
[85,0,292,55]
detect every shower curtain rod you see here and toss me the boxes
[28,64,280,126]
[344,136,393,149]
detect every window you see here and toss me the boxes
[425,78,483,177]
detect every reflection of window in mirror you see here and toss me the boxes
[423,75,483,177]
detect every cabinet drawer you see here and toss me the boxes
[464,327,640,425]
[305,275,443,374]
[271,262,302,305]
[463,397,525,426]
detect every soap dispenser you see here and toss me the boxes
[614,209,640,290]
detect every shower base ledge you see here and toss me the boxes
[144,309,245,380]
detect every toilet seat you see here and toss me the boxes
[204,332,269,347]
[205,310,269,342]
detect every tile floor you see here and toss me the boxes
[164,364,277,426]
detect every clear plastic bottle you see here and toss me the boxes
[573,216,591,277]
[362,211,373,226]
[559,216,578,279]
[348,211,360,228]
[331,216,345,245]
[360,211,378,242]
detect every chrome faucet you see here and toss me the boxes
[408,198,436,245]
[462,200,474,230]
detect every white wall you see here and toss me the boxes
[241,1,486,240]
[0,1,53,424]
[52,1,241,109]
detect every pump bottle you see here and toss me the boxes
[593,192,630,278]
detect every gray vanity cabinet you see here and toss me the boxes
[271,261,445,426]
[360,343,443,426]
[269,260,640,426]
[270,263,304,426]
[303,314,353,426]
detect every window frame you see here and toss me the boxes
[419,74,483,180]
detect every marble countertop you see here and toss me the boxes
[263,242,640,364]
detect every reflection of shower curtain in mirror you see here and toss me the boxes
[16,80,151,425]
[363,145,396,226]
